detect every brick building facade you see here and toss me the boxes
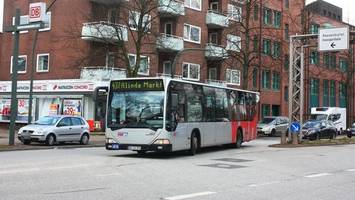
[0,0,353,124]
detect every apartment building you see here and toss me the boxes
[1,0,336,125]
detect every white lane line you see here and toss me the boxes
[248,181,280,187]
[305,173,331,178]
[344,169,355,172]
[164,191,217,200]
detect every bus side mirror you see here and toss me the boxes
[171,94,178,111]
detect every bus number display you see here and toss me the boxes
[111,80,164,91]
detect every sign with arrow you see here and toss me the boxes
[319,27,349,51]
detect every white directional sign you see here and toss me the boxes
[319,27,349,51]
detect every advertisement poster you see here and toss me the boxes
[49,104,59,115]
[63,99,82,116]
[0,98,30,122]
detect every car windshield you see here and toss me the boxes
[107,91,164,131]
[303,121,321,129]
[34,116,61,125]
[259,118,275,124]
[310,114,327,121]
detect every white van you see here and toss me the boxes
[310,107,346,133]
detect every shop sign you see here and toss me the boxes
[50,83,95,92]
[0,81,96,93]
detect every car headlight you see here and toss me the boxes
[154,139,170,145]
[33,129,45,135]
[262,126,271,131]
[18,128,23,134]
[307,130,316,135]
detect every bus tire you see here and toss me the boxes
[189,132,198,156]
[236,129,243,148]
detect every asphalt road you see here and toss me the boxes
[1,137,355,200]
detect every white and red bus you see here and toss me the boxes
[105,77,260,155]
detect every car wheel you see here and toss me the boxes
[188,132,198,156]
[80,134,89,145]
[270,129,276,137]
[330,131,336,140]
[46,134,55,146]
[22,140,31,145]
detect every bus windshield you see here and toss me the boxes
[107,91,165,131]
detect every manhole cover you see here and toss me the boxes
[198,163,247,169]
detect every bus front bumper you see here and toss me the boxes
[106,143,172,152]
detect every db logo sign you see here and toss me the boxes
[30,6,41,19]
[29,2,46,23]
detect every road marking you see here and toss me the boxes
[305,173,331,178]
[164,191,217,200]
[344,169,355,172]
[248,181,280,187]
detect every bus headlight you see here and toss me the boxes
[154,139,170,145]
[106,138,116,144]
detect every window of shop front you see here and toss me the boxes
[0,98,34,123]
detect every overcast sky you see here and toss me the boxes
[306,0,355,25]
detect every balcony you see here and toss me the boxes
[205,43,228,60]
[156,34,184,52]
[90,0,128,6]
[206,10,229,28]
[80,67,126,81]
[158,0,185,17]
[81,22,128,43]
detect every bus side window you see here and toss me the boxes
[203,86,216,122]
[229,90,238,121]
[215,88,229,122]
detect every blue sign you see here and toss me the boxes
[290,122,301,134]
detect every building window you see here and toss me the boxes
[310,50,319,65]
[184,23,201,44]
[128,54,150,75]
[309,23,319,34]
[263,8,272,25]
[262,104,270,117]
[272,41,281,58]
[330,53,336,68]
[339,58,348,72]
[182,62,200,80]
[10,55,27,74]
[339,82,347,108]
[252,68,258,88]
[330,80,336,106]
[254,4,259,21]
[284,0,289,9]
[262,39,271,55]
[285,24,289,40]
[184,0,202,11]
[262,70,270,89]
[208,67,217,80]
[323,80,329,107]
[226,34,241,52]
[228,4,242,22]
[226,69,241,85]
[163,61,172,75]
[284,54,289,71]
[253,35,258,52]
[272,72,280,90]
[284,86,289,102]
[273,11,281,28]
[36,53,49,72]
[128,11,151,31]
[310,78,319,107]
[323,53,330,68]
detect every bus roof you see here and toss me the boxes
[110,76,260,95]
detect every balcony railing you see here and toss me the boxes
[156,33,184,52]
[158,0,185,16]
[80,67,127,81]
[90,0,128,5]
[82,21,128,43]
[206,10,229,28]
[205,43,228,59]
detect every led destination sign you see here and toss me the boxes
[111,79,164,91]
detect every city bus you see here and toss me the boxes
[105,77,260,155]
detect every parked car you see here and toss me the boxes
[346,123,355,138]
[302,120,337,140]
[257,116,290,136]
[18,115,90,146]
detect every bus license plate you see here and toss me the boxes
[112,144,119,149]
[128,146,141,150]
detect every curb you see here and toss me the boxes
[0,143,105,152]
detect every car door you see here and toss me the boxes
[320,121,329,139]
[70,117,84,141]
[275,118,283,135]
[55,117,74,142]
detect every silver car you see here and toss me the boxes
[18,115,90,146]
[257,116,290,136]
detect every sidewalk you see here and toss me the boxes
[0,127,105,151]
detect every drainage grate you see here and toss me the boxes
[198,163,247,169]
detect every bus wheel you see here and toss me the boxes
[189,132,198,156]
[236,129,243,148]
